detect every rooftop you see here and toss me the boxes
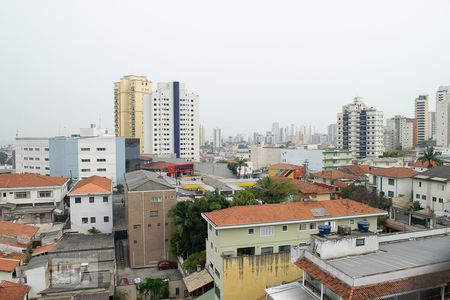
[0,258,21,272]
[68,175,112,196]
[413,165,450,182]
[0,173,69,189]
[0,281,31,300]
[291,180,335,195]
[203,199,386,228]
[124,170,174,191]
[269,163,302,170]
[32,242,57,256]
[341,164,371,176]
[0,221,39,239]
[48,234,114,253]
[182,269,213,293]
[312,170,360,181]
[366,167,419,179]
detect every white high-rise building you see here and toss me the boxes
[327,124,337,145]
[436,86,450,147]
[385,116,414,150]
[213,128,222,149]
[337,97,384,159]
[415,95,429,143]
[199,125,206,147]
[430,112,436,141]
[14,138,50,175]
[143,82,200,161]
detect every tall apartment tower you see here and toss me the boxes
[430,112,437,141]
[114,75,152,153]
[213,128,222,149]
[337,97,384,160]
[384,116,415,150]
[414,95,429,144]
[327,124,337,145]
[143,82,200,161]
[199,125,206,147]
[436,86,450,147]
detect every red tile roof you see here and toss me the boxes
[0,258,21,272]
[0,251,25,262]
[334,181,350,188]
[32,242,56,256]
[312,170,360,181]
[0,174,69,189]
[292,180,335,194]
[0,221,39,239]
[342,165,371,176]
[269,163,302,170]
[203,199,386,227]
[142,161,173,170]
[408,160,438,168]
[68,175,112,196]
[0,281,31,300]
[296,258,450,300]
[366,167,419,178]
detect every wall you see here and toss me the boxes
[370,175,413,198]
[24,265,49,298]
[414,178,450,216]
[314,235,379,259]
[14,138,50,175]
[49,137,79,180]
[0,183,68,207]
[250,146,282,170]
[222,252,301,300]
[70,194,113,234]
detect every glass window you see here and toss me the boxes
[150,211,159,217]
[388,191,394,197]
[299,223,307,231]
[38,191,52,198]
[421,195,426,200]
[75,197,81,204]
[14,192,30,199]
[388,178,395,185]
[248,228,254,235]
[82,217,88,224]
[418,181,422,187]
[103,196,108,203]
[356,238,365,246]
[279,245,291,252]
[282,225,288,232]
[133,224,141,229]
[261,246,273,254]
[439,198,443,203]
[432,197,437,202]
[309,223,317,230]
[416,194,420,199]
[80,148,90,151]
[89,197,94,203]
[104,216,109,222]
[90,217,96,223]
[260,226,274,236]
[349,219,354,225]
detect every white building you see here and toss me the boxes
[143,82,200,162]
[68,176,113,234]
[213,128,222,149]
[415,95,429,143]
[199,124,206,147]
[436,86,450,147]
[337,97,384,160]
[0,174,69,224]
[366,167,419,198]
[413,166,450,217]
[385,116,415,150]
[14,138,50,175]
[430,111,437,140]
[327,124,337,146]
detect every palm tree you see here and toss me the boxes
[235,157,248,178]
[418,147,443,168]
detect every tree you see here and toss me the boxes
[88,227,100,234]
[137,278,169,300]
[411,200,422,211]
[252,177,298,204]
[418,147,443,168]
[340,184,391,210]
[182,250,206,273]
[227,161,237,176]
[231,189,258,206]
[0,152,7,165]
[234,157,248,178]
[114,184,124,194]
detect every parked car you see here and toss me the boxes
[157,260,178,270]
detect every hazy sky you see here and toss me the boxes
[1,0,450,142]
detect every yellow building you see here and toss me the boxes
[114,75,152,153]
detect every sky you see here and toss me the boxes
[1,0,450,143]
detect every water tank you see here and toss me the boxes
[318,225,331,236]
[357,221,370,232]
[337,225,351,236]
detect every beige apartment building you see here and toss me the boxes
[114,75,152,153]
[125,170,177,268]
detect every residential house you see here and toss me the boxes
[68,175,113,234]
[202,199,387,300]
[311,170,361,187]
[413,166,450,217]
[0,280,31,300]
[0,174,69,224]
[125,170,177,268]
[408,160,439,172]
[322,149,352,170]
[366,167,419,198]
[290,228,450,300]
[0,251,26,282]
[268,163,305,179]
[0,221,39,254]
[19,255,49,298]
[292,181,340,201]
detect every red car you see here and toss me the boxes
[157,260,177,270]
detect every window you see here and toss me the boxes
[439,198,444,203]
[82,217,88,224]
[75,197,81,204]
[89,197,94,203]
[416,194,420,199]
[260,226,274,236]
[279,245,291,252]
[97,159,106,162]
[38,191,52,198]
[151,196,162,203]
[388,191,394,197]
[349,219,355,225]
[133,224,141,229]
[149,211,159,217]
[215,229,218,236]
[97,168,106,172]
[2,193,5,197]
[81,159,90,162]
[102,196,108,203]
[418,181,422,187]
[440,185,445,191]
[81,169,91,172]
[248,228,254,235]
[214,268,220,278]
[81,148,90,151]
[299,223,307,231]
[14,192,29,199]
[90,217,96,223]
[421,195,426,200]
[310,223,317,230]
[433,197,437,202]
[104,216,109,222]
[282,225,288,232]
[97,147,106,151]
[356,238,365,246]
[388,178,395,185]
[208,224,212,231]
[261,246,273,254]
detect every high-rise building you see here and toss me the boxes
[430,112,436,141]
[271,122,280,143]
[213,128,222,149]
[114,75,152,153]
[327,124,337,145]
[199,125,206,147]
[143,82,200,161]
[436,86,450,147]
[337,97,384,159]
[14,137,50,175]
[385,116,415,150]
[414,95,429,144]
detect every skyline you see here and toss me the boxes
[1,1,450,142]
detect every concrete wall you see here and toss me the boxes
[24,265,49,298]
[70,194,113,234]
[314,235,379,260]
[414,178,450,216]
[14,138,50,175]
[370,175,413,198]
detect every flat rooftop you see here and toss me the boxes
[49,234,114,253]
[327,234,450,278]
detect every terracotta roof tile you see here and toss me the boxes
[0,251,25,262]
[0,221,39,239]
[269,163,302,170]
[312,170,360,181]
[0,258,20,272]
[68,175,112,196]
[366,167,419,178]
[32,242,56,255]
[0,281,31,300]
[0,174,69,189]
[408,160,438,168]
[203,199,386,227]
[341,165,371,176]
[292,180,334,194]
